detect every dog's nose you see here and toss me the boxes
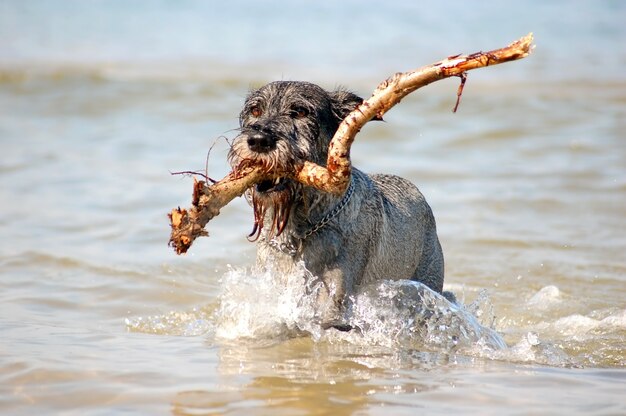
[247,132,277,153]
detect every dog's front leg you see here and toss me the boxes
[316,267,354,331]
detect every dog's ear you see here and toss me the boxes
[330,88,384,123]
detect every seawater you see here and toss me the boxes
[1,1,625,414]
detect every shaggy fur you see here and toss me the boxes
[228,81,444,329]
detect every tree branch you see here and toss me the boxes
[168,33,534,254]
[295,32,534,194]
[168,163,264,254]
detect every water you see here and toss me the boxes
[1,0,625,414]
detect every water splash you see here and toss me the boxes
[212,264,507,353]
[126,264,508,356]
[482,331,572,367]
[213,262,325,343]
[334,280,507,353]
[125,270,626,367]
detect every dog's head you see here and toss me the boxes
[228,81,364,240]
[229,81,363,169]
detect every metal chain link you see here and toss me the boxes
[301,179,354,240]
[266,237,299,257]
[264,178,355,257]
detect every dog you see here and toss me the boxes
[228,81,445,330]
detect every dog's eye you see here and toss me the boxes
[291,107,309,119]
[250,106,263,118]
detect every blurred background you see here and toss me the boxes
[1,0,624,414]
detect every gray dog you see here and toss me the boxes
[228,81,445,330]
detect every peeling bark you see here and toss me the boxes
[168,33,534,254]
[168,163,268,254]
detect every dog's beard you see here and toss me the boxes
[227,128,320,242]
[248,178,296,241]
[228,135,304,242]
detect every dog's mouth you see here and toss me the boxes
[256,177,289,194]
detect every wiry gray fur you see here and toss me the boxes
[228,81,445,330]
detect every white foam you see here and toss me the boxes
[599,309,626,329]
[550,309,626,338]
[552,314,599,336]
[526,285,561,309]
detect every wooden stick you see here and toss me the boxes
[168,163,266,254]
[168,33,534,254]
[296,32,534,194]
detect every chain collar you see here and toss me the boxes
[262,178,355,257]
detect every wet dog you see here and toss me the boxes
[228,81,444,330]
